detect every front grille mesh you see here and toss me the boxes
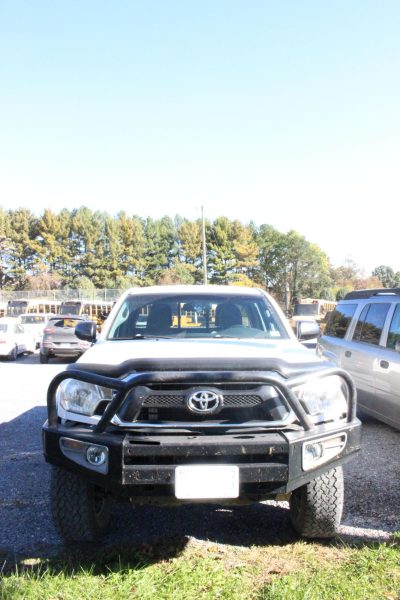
[143,395,184,407]
[143,394,262,408]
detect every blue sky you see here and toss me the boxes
[1,1,399,274]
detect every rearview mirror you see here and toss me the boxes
[296,320,320,341]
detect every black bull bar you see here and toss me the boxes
[47,367,357,432]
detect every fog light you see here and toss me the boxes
[304,442,324,461]
[302,433,347,471]
[86,445,107,466]
[59,437,109,474]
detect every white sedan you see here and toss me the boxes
[20,313,53,348]
[0,318,36,360]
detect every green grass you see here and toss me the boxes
[261,543,400,600]
[1,536,399,600]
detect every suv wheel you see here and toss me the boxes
[51,466,112,543]
[289,467,344,539]
[40,352,49,364]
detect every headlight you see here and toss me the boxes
[293,375,348,423]
[56,379,114,416]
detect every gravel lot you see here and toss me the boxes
[0,352,399,562]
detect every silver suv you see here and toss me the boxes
[318,288,400,430]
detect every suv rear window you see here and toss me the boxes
[21,315,46,324]
[48,318,82,329]
[324,304,357,339]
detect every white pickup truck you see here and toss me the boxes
[42,285,361,542]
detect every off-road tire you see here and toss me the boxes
[40,352,49,364]
[289,467,344,539]
[51,466,112,543]
[8,346,18,361]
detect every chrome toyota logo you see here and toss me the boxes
[186,390,223,414]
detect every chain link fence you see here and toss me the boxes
[0,289,125,302]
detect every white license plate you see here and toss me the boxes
[175,465,239,499]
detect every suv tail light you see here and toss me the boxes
[44,327,55,333]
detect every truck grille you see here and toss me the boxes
[117,384,290,424]
[142,393,262,408]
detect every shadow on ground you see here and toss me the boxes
[0,404,398,576]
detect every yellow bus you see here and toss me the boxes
[60,300,113,325]
[0,301,7,318]
[6,299,61,317]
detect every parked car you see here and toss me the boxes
[42,285,361,543]
[0,317,36,360]
[39,315,92,363]
[318,288,400,430]
[20,312,53,348]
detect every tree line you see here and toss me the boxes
[0,207,397,303]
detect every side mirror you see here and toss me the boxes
[75,321,97,343]
[297,320,320,341]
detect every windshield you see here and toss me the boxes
[107,293,288,340]
[293,304,319,317]
[7,302,27,317]
[60,303,81,315]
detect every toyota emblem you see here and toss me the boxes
[186,390,223,414]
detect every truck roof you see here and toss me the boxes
[123,285,265,297]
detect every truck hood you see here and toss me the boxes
[72,338,325,378]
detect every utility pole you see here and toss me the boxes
[201,206,207,285]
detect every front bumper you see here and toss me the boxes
[41,340,91,357]
[43,366,361,502]
[43,420,361,501]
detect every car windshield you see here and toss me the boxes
[107,293,288,340]
[293,304,319,317]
